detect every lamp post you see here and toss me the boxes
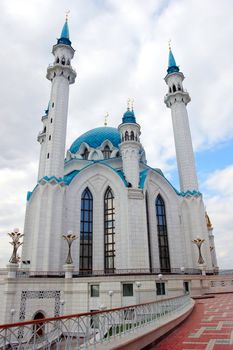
[157,274,163,299]
[108,290,114,309]
[192,238,206,275]
[63,231,77,264]
[135,281,142,304]
[180,266,185,274]
[8,228,24,264]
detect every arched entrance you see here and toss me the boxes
[33,311,45,337]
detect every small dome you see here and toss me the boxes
[122,110,136,123]
[69,127,121,154]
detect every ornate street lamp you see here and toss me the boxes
[108,290,114,309]
[63,231,77,264]
[135,281,142,304]
[192,238,205,264]
[8,228,24,264]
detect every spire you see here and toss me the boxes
[57,14,71,46]
[167,43,179,74]
[122,99,136,123]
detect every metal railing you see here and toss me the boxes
[10,267,219,278]
[0,295,191,349]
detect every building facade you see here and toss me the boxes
[0,19,218,324]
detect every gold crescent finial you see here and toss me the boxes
[65,10,70,21]
[104,112,109,126]
[127,98,131,110]
[168,39,171,50]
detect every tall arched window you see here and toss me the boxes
[103,145,111,159]
[156,195,171,273]
[80,188,93,274]
[104,187,115,273]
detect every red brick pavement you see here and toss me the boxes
[151,294,233,350]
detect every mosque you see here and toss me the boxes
[0,19,218,324]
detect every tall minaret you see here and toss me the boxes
[38,17,76,180]
[164,47,198,192]
[118,101,141,188]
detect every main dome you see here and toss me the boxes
[69,127,121,153]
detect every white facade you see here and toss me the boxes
[0,20,219,325]
[20,24,217,275]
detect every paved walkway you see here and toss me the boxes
[152,294,233,350]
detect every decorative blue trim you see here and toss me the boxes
[27,191,32,201]
[39,176,64,183]
[63,170,80,185]
[139,169,149,189]
[139,162,201,197]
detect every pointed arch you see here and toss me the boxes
[125,131,129,141]
[79,187,93,274]
[103,144,111,159]
[104,186,115,273]
[82,148,89,160]
[33,311,45,336]
[145,192,152,272]
[130,131,134,140]
[172,84,176,93]
[155,194,171,272]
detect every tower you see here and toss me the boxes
[118,102,141,188]
[22,19,76,272]
[37,17,76,180]
[164,47,198,192]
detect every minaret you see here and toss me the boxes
[164,47,198,192]
[118,100,141,188]
[38,17,76,180]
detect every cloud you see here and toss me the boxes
[0,0,232,267]
[204,165,233,269]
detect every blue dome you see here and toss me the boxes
[69,127,121,153]
[122,110,136,123]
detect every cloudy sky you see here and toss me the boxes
[0,0,232,269]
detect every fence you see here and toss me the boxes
[0,294,191,349]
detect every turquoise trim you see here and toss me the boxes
[64,170,79,185]
[27,191,32,201]
[139,163,201,197]
[39,175,64,183]
[139,169,149,189]
[64,162,128,187]
[167,49,179,74]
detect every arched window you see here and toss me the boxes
[56,57,59,64]
[178,84,181,91]
[82,148,89,160]
[156,195,171,273]
[80,188,93,274]
[103,145,111,159]
[130,131,134,140]
[33,312,45,337]
[146,192,152,272]
[67,59,70,65]
[169,87,172,93]
[104,187,115,273]
[172,84,176,93]
[125,131,129,141]
[61,57,65,65]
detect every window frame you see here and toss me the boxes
[122,283,134,297]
